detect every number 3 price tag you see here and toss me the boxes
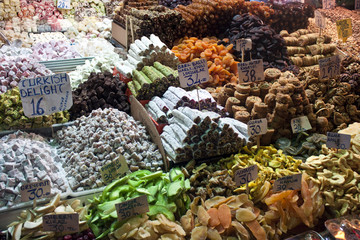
[274,174,302,192]
[247,118,267,137]
[20,180,51,202]
[19,73,73,118]
[234,165,258,186]
[291,116,312,134]
[178,59,210,88]
[319,55,340,79]
[116,195,149,221]
[43,213,79,232]
[237,59,264,83]
[326,132,351,150]
[100,155,129,184]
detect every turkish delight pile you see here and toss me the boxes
[0,131,68,207]
[31,40,81,61]
[55,108,164,192]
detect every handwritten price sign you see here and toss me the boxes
[100,155,129,184]
[247,118,267,137]
[356,0,360,9]
[116,195,149,221]
[236,38,252,52]
[322,0,335,9]
[234,165,258,186]
[178,59,210,88]
[326,132,351,150]
[20,180,51,202]
[291,116,312,134]
[57,0,71,9]
[318,55,340,79]
[43,213,79,232]
[336,19,352,42]
[315,10,326,29]
[18,73,72,117]
[238,59,264,83]
[274,174,302,192]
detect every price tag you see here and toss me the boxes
[178,59,210,88]
[43,213,79,232]
[100,155,129,184]
[318,55,340,79]
[20,180,51,202]
[57,0,71,9]
[238,59,264,83]
[291,116,312,133]
[116,195,149,221]
[322,0,335,9]
[236,38,252,52]
[326,132,351,150]
[247,118,267,137]
[356,0,360,10]
[234,165,258,186]
[315,10,325,29]
[274,174,302,192]
[18,73,73,118]
[336,19,352,42]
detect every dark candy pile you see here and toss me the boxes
[159,0,192,9]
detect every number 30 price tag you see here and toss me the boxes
[43,213,79,232]
[247,118,267,137]
[178,59,210,88]
[234,165,258,186]
[274,174,302,192]
[20,180,51,202]
[19,73,73,117]
[237,59,264,83]
[326,132,351,150]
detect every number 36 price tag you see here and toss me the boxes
[116,195,149,221]
[20,180,51,202]
[247,118,267,137]
[100,155,129,184]
[19,73,73,118]
[238,59,264,83]
[234,165,258,186]
[178,59,210,88]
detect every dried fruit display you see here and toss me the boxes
[340,57,360,96]
[275,132,327,161]
[87,169,190,239]
[56,108,164,192]
[69,71,130,120]
[159,0,192,9]
[161,106,248,163]
[269,2,314,33]
[0,56,52,94]
[300,129,360,217]
[282,29,336,67]
[172,37,238,87]
[263,173,324,237]
[0,131,68,207]
[180,194,268,240]
[220,145,302,203]
[0,88,69,130]
[113,0,157,27]
[59,0,106,21]
[223,13,290,70]
[8,194,89,239]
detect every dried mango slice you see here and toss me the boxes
[245,220,267,240]
[207,208,220,228]
[218,204,231,229]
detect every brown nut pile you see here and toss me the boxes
[301,72,360,133]
[300,139,360,218]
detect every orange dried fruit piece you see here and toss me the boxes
[218,204,231,229]
[235,208,257,222]
[264,190,293,205]
[245,220,267,240]
[197,206,210,226]
[207,208,220,228]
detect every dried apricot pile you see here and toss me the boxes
[172,37,239,87]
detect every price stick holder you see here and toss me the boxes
[234,165,258,195]
[236,39,252,63]
[247,118,267,148]
[314,10,325,36]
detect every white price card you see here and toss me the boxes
[356,0,360,10]
[19,73,73,118]
[238,59,264,83]
[319,55,340,79]
[234,165,258,186]
[274,174,302,192]
[322,0,335,9]
[247,118,267,137]
[315,10,325,29]
[291,116,312,134]
[116,195,149,221]
[20,180,51,202]
[43,213,79,232]
[326,132,351,150]
[178,59,210,88]
[100,155,129,184]
[57,0,71,9]
[236,39,252,52]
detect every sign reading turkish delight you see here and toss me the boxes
[100,155,129,184]
[20,180,51,202]
[326,132,351,150]
[43,213,79,232]
[116,195,149,221]
[178,59,210,88]
[18,73,73,117]
[238,59,264,83]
